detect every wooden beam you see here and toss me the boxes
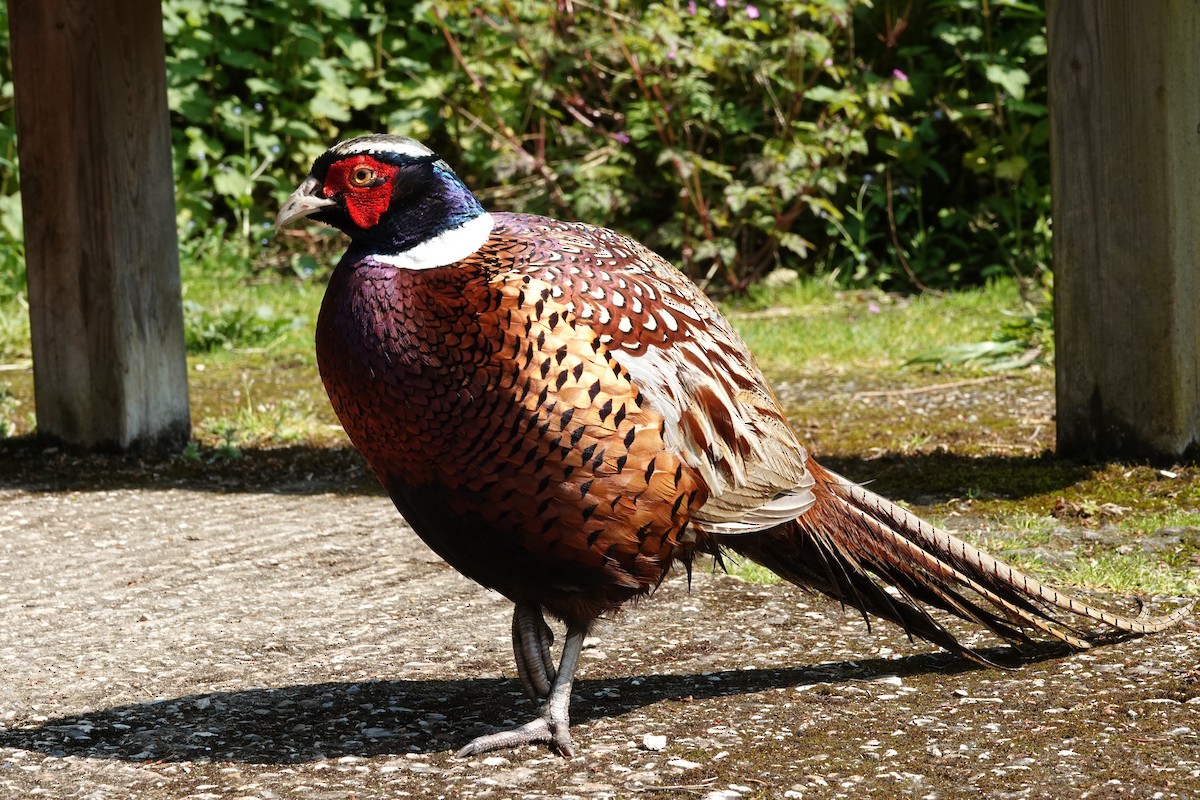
[7,0,190,449]
[1048,0,1200,459]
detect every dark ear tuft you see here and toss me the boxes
[388,158,441,207]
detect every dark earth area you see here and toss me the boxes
[1,376,1198,800]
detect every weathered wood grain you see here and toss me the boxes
[1048,0,1200,458]
[7,0,190,449]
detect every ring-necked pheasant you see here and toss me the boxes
[276,134,1189,758]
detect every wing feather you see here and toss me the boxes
[492,213,815,532]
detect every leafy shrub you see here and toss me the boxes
[847,0,1052,288]
[0,0,1052,293]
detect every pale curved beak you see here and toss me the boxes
[275,176,337,231]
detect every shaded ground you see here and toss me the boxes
[0,445,1197,800]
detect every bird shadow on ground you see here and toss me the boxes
[815,452,1098,507]
[0,435,1095,503]
[0,643,1077,764]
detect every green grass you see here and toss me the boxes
[725,557,785,586]
[175,238,336,449]
[179,254,325,361]
[193,368,330,450]
[728,276,1025,377]
[1118,509,1200,534]
[966,511,1199,597]
[727,504,1198,597]
[1069,552,1196,596]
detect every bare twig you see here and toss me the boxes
[848,375,1009,399]
[429,9,572,215]
[885,168,944,296]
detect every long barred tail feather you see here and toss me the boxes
[721,460,1191,666]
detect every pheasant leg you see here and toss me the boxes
[456,622,585,758]
[511,604,556,700]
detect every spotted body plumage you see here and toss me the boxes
[278,134,1190,759]
[316,225,711,625]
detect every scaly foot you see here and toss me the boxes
[456,622,586,758]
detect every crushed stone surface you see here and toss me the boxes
[1,480,1197,799]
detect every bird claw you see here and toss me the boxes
[455,716,575,759]
[457,620,585,759]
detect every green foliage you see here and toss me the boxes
[177,219,324,354]
[848,0,1053,288]
[197,395,319,450]
[193,370,326,450]
[424,0,912,289]
[183,300,305,354]
[0,0,1053,296]
[160,0,449,258]
[0,381,19,438]
[906,270,1054,370]
[0,11,23,303]
[0,291,28,361]
[726,555,784,585]
[731,276,1023,377]
[1063,550,1196,597]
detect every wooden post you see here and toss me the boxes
[7,0,190,450]
[1047,0,1200,459]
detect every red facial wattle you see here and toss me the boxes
[323,156,400,230]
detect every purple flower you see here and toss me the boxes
[667,49,677,60]
[687,0,697,13]
[892,68,909,82]
[746,4,759,18]
[714,0,726,7]
[614,132,631,144]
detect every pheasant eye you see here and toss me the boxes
[350,166,376,187]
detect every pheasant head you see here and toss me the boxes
[275,134,493,268]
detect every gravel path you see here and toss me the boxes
[1,480,1197,799]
